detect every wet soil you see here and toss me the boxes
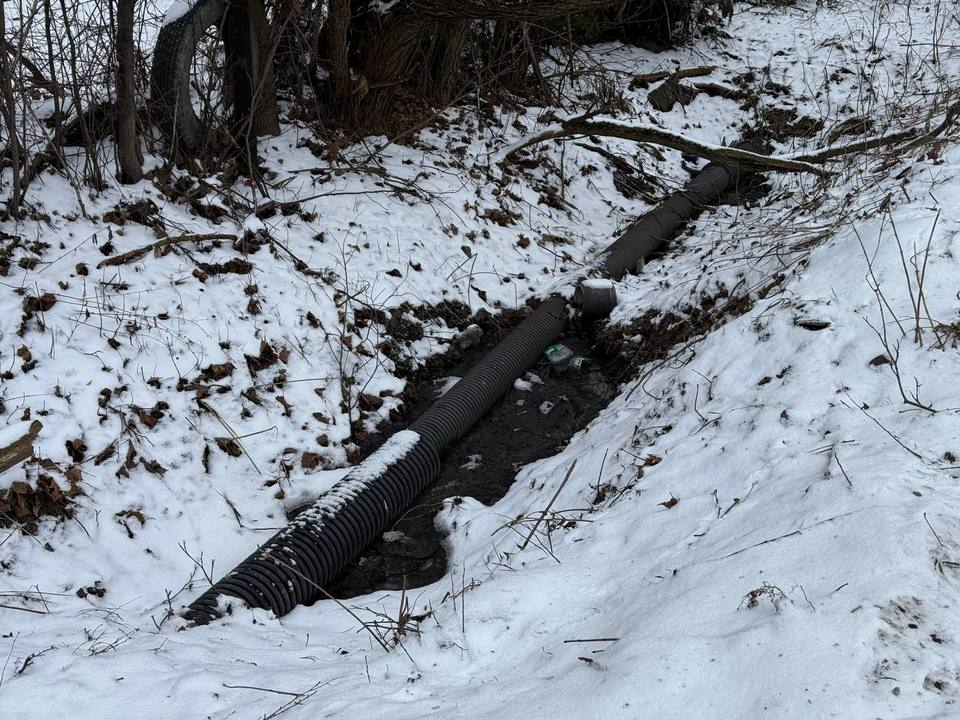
[325,324,615,598]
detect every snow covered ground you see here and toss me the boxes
[1,1,960,717]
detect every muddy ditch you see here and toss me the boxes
[289,304,618,599]
[285,166,771,601]
[317,275,761,598]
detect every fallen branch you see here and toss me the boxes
[629,65,716,88]
[97,233,236,268]
[500,117,826,175]
[0,421,41,474]
[520,458,577,551]
[793,100,960,162]
[502,100,960,175]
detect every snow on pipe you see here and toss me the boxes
[183,153,750,623]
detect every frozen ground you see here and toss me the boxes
[1,1,960,717]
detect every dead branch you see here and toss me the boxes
[502,99,960,175]
[630,65,716,87]
[501,116,827,175]
[0,421,42,474]
[520,458,577,551]
[794,100,960,162]
[96,233,237,268]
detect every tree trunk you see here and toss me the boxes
[328,0,352,117]
[418,19,469,103]
[115,0,143,184]
[410,0,624,21]
[356,9,424,124]
[249,0,280,137]
[0,7,21,218]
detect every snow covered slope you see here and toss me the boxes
[1,1,959,718]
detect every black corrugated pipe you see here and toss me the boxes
[574,280,619,320]
[408,297,569,449]
[596,155,745,279]
[183,151,753,623]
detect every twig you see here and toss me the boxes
[0,633,17,690]
[924,512,944,547]
[178,542,214,585]
[262,552,390,652]
[222,683,301,697]
[520,459,577,551]
[261,678,336,720]
[843,390,923,459]
[217,491,243,528]
[707,512,857,562]
[0,603,47,615]
[834,453,852,487]
[197,399,262,475]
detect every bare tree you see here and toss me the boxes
[248,0,279,137]
[58,0,103,189]
[327,0,352,118]
[0,4,22,217]
[116,0,143,183]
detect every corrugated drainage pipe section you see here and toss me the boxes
[597,156,744,280]
[183,153,749,623]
